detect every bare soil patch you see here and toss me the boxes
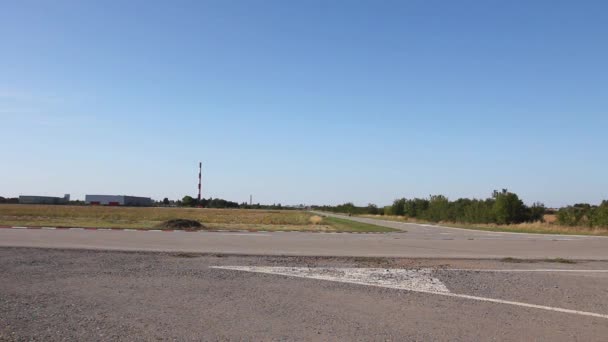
[157,219,205,230]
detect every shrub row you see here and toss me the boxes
[315,190,545,225]
[557,201,608,227]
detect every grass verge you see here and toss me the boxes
[0,204,395,233]
[501,257,577,264]
[440,222,608,236]
[359,214,608,236]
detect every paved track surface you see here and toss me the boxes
[2,248,607,341]
[2,212,608,259]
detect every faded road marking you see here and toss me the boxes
[212,266,608,320]
[211,266,449,293]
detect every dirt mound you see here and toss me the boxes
[157,219,205,230]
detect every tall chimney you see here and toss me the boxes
[198,162,202,202]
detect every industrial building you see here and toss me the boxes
[19,194,70,205]
[85,195,152,207]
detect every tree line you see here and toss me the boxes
[177,196,293,210]
[556,202,608,227]
[313,190,607,228]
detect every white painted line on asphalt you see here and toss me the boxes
[212,266,608,320]
[41,227,57,230]
[69,228,85,231]
[211,266,450,293]
[124,229,137,232]
[443,269,608,273]
[438,291,608,319]
[147,230,163,232]
[12,227,28,229]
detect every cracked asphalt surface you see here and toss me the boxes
[1,248,607,341]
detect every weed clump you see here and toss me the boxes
[309,215,323,225]
[158,219,205,230]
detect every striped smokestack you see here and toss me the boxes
[198,162,202,202]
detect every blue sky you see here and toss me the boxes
[1,0,607,207]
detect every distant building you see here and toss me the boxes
[19,194,70,205]
[85,195,152,207]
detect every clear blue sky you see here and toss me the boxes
[1,0,607,207]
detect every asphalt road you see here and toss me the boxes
[2,248,607,341]
[1,213,608,259]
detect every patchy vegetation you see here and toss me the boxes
[556,201,608,228]
[316,189,545,225]
[501,257,577,264]
[157,219,205,230]
[309,215,323,225]
[315,189,608,235]
[322,217,399,233]
[0,205,393,232]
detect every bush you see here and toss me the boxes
[492,191,526,224]
[309,215,323,225]
[527,202,546,222]
[367,204,379,215]
[392,198,406,216]
[421,195,450,222]
[590,201,608,227]
[158,219,204,230]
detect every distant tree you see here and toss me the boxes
[383,205,393,216]
[527,202,546,222]
[589,201,608,228]
[163,198,170,205]
[392,198,406,216]
[182,196,195,207]
[492,191,526,224]
[367,203,379,215]
[404,198,429,218]
[423,195,450,222]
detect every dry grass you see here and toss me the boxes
[309,215,323,225]
[543,214,557,223]
[445,221,608,236]
[0,204,311,228]
[360,214,608,236]
[361,214,411,223]
[0,204,394,232]
[501,257,577,264]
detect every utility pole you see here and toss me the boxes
[250,194,252,206]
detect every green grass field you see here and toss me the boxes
[0,204,396,233]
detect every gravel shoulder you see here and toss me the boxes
[2,248,608,341]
